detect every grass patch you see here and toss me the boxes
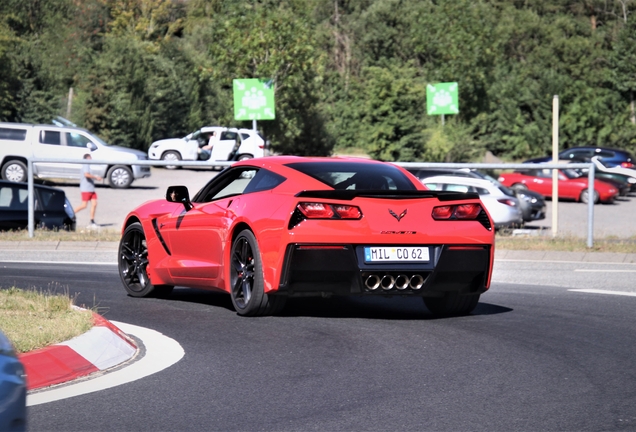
[0,287,95,353]
[0,228,121,242]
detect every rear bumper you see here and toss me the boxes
[276,244,491,298]
[132,165,151,179]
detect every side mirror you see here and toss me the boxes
[87,142,97,151]
[166,185,193,211]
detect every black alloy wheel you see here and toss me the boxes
[229,229,286,316]
[118,222,173,298]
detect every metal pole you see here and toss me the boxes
[252,119,257,131]
[587,165,595,248]
[66,87,73,119]
[28,159,34,238]
[551,95,559,237]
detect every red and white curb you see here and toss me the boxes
[19,313,137,391]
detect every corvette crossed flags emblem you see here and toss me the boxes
[389,208,407,222]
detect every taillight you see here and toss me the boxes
[290,202,363,229]
[432,203,483,220]
[497,198,517,207]
[431,205,453,219]
[621,162,634,168]
[298,202,334,218]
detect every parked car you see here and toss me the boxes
[408,168,546,223]
[0,122,151,188]
[0,329,27,432]
[0,180,76,231]
[118,157,495,317]
[148,127,265,169]
[498,168,619,204]
[418,175,523,230]
[524,146,635,169]
[561,156,636,193]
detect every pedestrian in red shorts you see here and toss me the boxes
[74,153,103,228]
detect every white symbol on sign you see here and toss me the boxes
[433,90,452,108]
[242,87,267,110]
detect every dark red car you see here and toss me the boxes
[498,168,618,204]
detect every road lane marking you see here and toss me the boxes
[574,269,636,273]
[27,321,184,406]
[569,289,636,297]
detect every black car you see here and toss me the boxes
[524,146,635,169]
[408,167,546,223]
[0,180,76,230]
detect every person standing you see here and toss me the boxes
[74,153,102,228]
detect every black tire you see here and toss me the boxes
[118,222,173,298]
[1,160,27,182]
[229,229,286,316]
[580,189,599,204]
[107,165,133,189]
[423,293,480,317]
[161,151,181,170]
[511,183,528,192]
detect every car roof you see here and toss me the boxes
[418,175,498,189]
[0,179,65,193]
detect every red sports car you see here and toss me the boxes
[118,157,495,317]
[498,168,618,204]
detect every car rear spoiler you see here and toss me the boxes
[295,190,480,201]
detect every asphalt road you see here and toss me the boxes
[41,165,636,238]
[2,260,634,431]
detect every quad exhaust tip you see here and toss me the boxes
[364,274,424,291]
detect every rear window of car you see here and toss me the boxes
[287,161,417,191]
[0,127,28,141]
[0,185,28,210]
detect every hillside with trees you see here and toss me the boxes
[1,0,636,162]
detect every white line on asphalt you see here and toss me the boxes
[26,321,184,406]
[569,289,636,297]
[574,269,636,272]
[496,259,636,266]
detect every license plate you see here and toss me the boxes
[364,246,429,263]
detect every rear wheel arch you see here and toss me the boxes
[228,227,286,316]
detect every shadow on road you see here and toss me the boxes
[162,288,512,320]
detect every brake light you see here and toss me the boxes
[621,162,634,168]
[432,203,483,220]
[454,204,483,219]
[333,204,362,219]
[497,198,517,207]
[432,205,453,219]
[298,202,334,218]
[296,202,362,220]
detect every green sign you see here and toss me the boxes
[426,82,459,115]
[233,78,276,120]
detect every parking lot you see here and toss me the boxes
[48,166,636,239]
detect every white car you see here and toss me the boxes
[148,126,265,169]
[420,175,523,229]
[590,156,636,189]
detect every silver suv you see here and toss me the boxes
[0,123,151,188]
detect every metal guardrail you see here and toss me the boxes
[25,157,596,247]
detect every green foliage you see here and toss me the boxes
[0,0,635,159]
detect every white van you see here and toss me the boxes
[0,122,151,188]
